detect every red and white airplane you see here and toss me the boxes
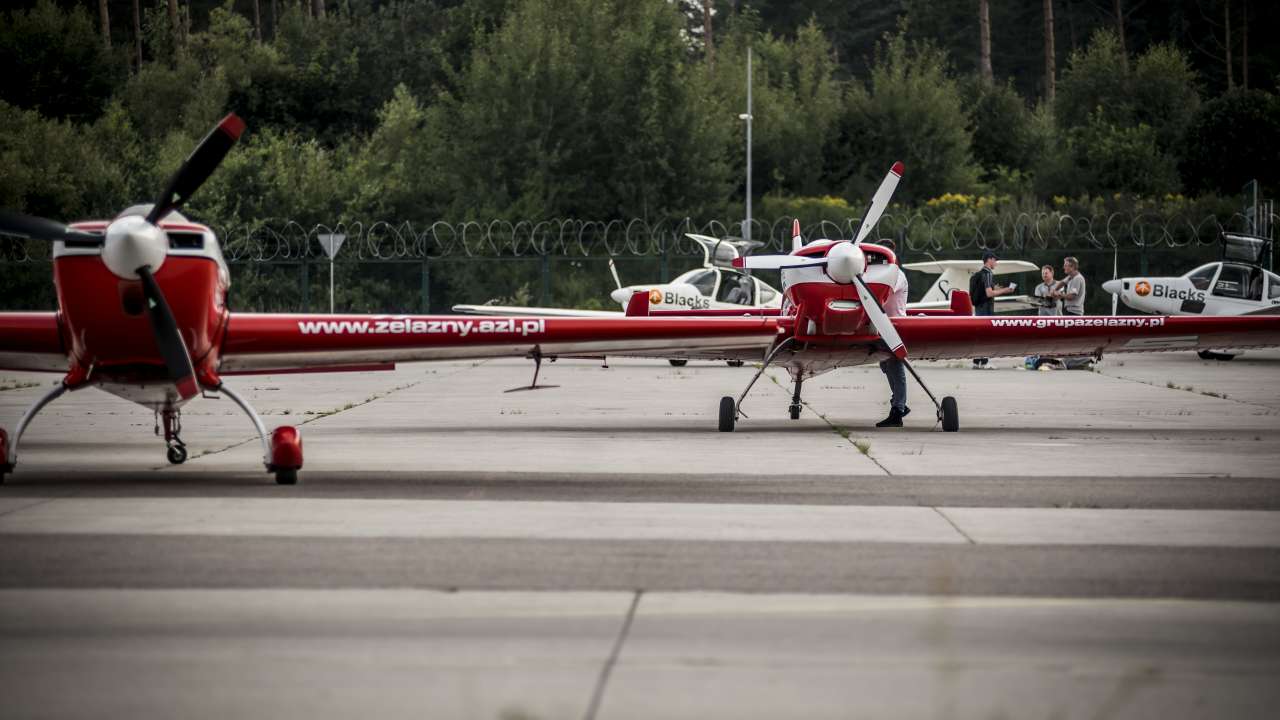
[3,116,1280,484]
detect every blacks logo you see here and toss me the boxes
[1151,284,1205,302]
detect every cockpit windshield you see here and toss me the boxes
[1184,263,1218,291]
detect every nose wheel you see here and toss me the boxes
[166,440,188,465]
[157,410,190,464]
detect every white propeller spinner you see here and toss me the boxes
[102,215,167,279]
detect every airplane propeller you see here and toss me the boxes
[0,113,246,401]
[735,162,907,357]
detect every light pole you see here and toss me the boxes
[316,232,346,314]
[739,46,752,243]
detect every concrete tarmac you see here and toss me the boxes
[1,350,1279,718]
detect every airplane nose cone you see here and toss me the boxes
[610,288,632,305]
[1102,279,1122,295]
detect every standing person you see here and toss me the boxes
[876,254,910,427]
[1034,264,1061,316]
[970,251,1015,368]
[1055,256,1086,315]
[1026,265,1061,369]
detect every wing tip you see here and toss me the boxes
[891,161,904,177]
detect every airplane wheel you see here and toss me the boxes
[718,396,736,432]
[789,404,801,420]
[1198,350,1235,361]
[940,396,959,432]
[275,469,298,485]
[166,444,188,465]
[726,360,745,368]
[668,359,688,367]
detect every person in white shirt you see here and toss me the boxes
[876,257,910,428]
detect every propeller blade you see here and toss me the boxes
[854,275,907,360]
[146,113,246,224]
[791,219,803,253]
[608,258,623,290]
[0,210,103,245]
[852,161,903,245]
[136,266,199,400]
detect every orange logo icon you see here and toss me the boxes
[1135,281,1151,297]
[649,289,663,304]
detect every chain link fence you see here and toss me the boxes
[2,211,1274,315]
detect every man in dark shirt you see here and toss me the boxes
[970,251,1015,368]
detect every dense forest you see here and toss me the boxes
[1,0,1278,312]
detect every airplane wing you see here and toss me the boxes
[906,295,1039,313]
[902,260,1039,276]
[451,304,622,318]
[218,313,779,373]
[894,315,1280,360]
[0,312,68,373]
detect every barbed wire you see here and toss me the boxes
[1,211,1272,263]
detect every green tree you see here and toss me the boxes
[1180,89,1280,196]
[828,31,979,203]
[424,0,732,220]
[0,0,124,122]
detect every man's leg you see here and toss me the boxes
[877,358,907,427]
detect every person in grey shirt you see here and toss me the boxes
[1034,264,1061,316]
[1054,256,1086,315]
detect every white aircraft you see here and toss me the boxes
[455,238,1039,320]
[453,234,784,319]
[1102,233,1279,359]
[900,259,1040,314]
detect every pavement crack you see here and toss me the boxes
[0,495,65,519]
[157,378,428,470]
[932,507,976,544]
[1095,368,1277,412]
[763,370,894,476]
[583,590,642,720]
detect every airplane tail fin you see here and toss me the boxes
[624,290,650,317]
[949,289,974,316]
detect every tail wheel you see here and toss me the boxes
[940,396,959,432]
[789,404,801,420]
[718,396,736,432]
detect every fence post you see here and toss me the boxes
[421,257,430,314]
[540,254,551,306]
[300,253,310,313]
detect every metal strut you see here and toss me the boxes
[900,357,943,415]
[733,337,796,420]
[505,348,559,392]
[215,382,273,469]
[4,382,68,468]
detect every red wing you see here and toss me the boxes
[219,313,779,374]
[895,315,1280,360]
[0,312,67,373]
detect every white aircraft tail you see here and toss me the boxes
[901,259,1039,304]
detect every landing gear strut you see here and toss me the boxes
[789,377,803,420]
[718,338,795,432]
[216,382,303,485]
[0,382,69,483]
[156,410,187,464]
[900,359,959,432]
